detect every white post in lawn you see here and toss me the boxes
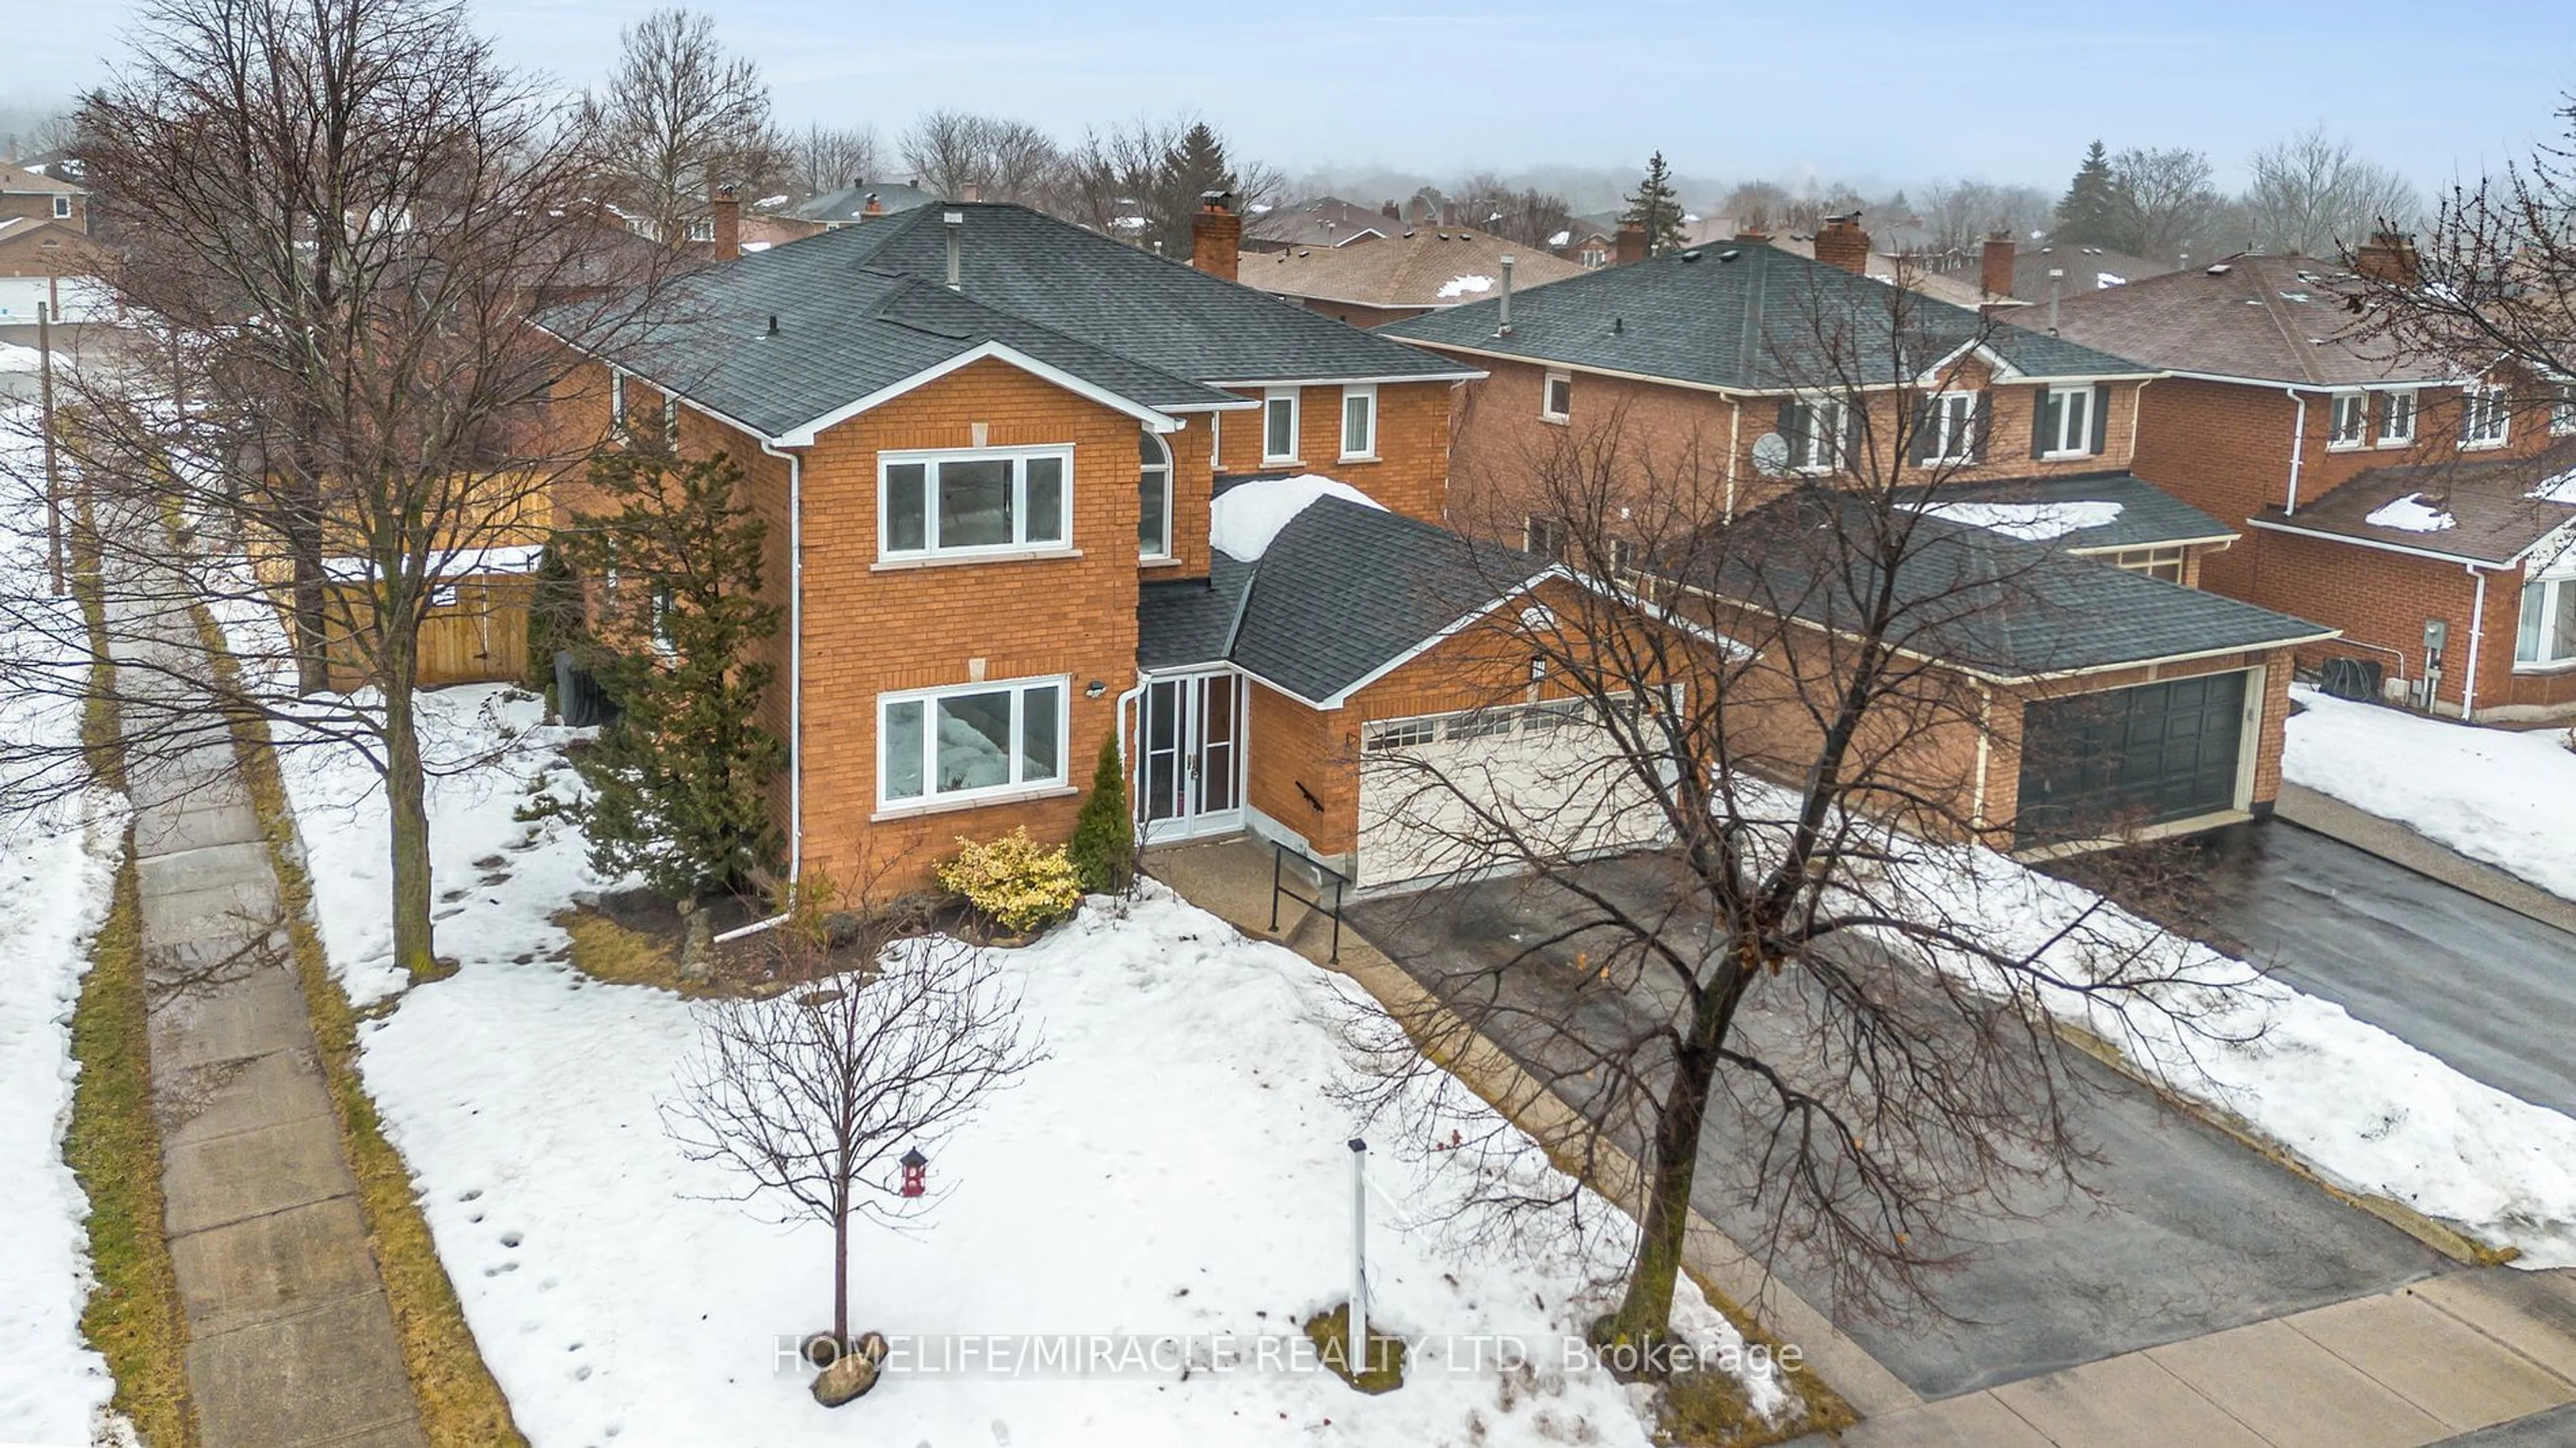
[1348,1136,1368,1367]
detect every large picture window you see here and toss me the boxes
[881,446,1071,560]
[879,678,1068,807]
[1138,431,1173,560]
[2517,570,2576,668]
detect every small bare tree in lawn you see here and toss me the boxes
[1347,260,2253,1361]
[665,911,1040,1353]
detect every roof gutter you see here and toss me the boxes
[1400,335,2156,395]
[2243,514,2532,569]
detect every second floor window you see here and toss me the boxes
[881,447,1070,560]
[1921,392,1984,464]
[1542,371,1572,422]
[2037,385,2100,458]
[2379,389,2418,446]
[2329,391,2368,449]
[1139,431,1173,561]
[2553,384,2576,437]
[1784,397,1846,472]
[1524,515,1567,562]
[2463,384,2511,449]
[54,196,72,219]
[1263,389,1300,462]
[1341,384,1377,460]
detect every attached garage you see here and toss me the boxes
[2014,669,2257,846]
[1355,696,1670,889]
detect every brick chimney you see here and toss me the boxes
[1440,197,1457,229]
[1191,191,1242,281]
[1814,212,1871,274]
[1613,222,1648,266]
[1381,200,1399,221]
[2353,229,2420,285]
[861,193,884,220]
[1733,225,1770,244]
[710,182,740,261]
[1980,231,2015,299]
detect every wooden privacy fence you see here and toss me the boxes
[321,572,536,691]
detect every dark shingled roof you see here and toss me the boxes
[2250,441,2576,566]
[1382,243,2153,391]
[2040,254,2449,386]
[1134,495,1550,703]
[1906,472,2239,555]
[1672,490,2333,679]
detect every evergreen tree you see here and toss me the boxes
[2057,140,2119,246]
[1153,121,1238,257]
[1620,152,1688,256]
[1065,733,1134,894]
[555,439,786,908]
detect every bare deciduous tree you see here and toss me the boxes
[898,109,1059,206]
[788,121,880,197]
[665,916,1040,1348]
[2106,146,2223,262]
[1346,273,2249,1353]
[588,7,780,244]
[1917,179,2054,260]
[2245,125,2420,258]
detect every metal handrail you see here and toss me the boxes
[1268,839,1348,964]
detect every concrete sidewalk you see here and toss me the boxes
[111,580,429,1448]
[1144,837,2576,1447]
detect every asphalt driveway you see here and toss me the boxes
[1347,856,2455,1400]
[2054,820,2576,1118]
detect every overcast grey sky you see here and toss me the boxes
[15,0,2575,195]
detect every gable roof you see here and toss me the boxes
[2249,441,2576,567]
[1251,197,1400,249]
[2040,254,2447,387]
[1667,488,2332,680]
[1383,243,2152,393]
[1242,230,1589,312]
[0,164,83,197]
[1907,472,2238,555]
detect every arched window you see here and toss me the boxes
[1139,430,1173,560]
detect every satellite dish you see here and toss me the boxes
[1751,431,1793,478]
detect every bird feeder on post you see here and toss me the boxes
[899,1147,928,1200]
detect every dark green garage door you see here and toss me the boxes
[2015,671,2249,846]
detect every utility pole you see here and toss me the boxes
[39,298,62,597]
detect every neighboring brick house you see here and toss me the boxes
[2042,243,2576,719]
[1240,196,1402,254]
[0,217,111,331]
[535,199,1691,895]
[1386,222,2335,849]
[1240,228,1587,327]
[0,164,85,232]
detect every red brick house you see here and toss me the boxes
[2041,244,2576,721]
[538,199,1687,892]
[1240,229,1587,328]
[1387,221,2336,849]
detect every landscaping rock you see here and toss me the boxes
[810,1333,888,1407]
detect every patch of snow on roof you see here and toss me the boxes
[754,194,787,208]
[739,240,771,252]
[1436,274,1495,299]
[1925,500,2123,541]
[2365,493,2457,533]
[1548,229,1571,247]
[2096,272,2126,289]
[1210,475,1383,562]
[2528,466,2576,505]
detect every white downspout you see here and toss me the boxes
[1723,397,1742,522]
[759,437,806,884]
[2282,386,2309,515]
[2461,563,2487,720]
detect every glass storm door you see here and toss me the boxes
[1140,672,1244,841]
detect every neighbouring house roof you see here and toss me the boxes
[1137,483,1551,704]
[2010,246,2171,303]
[1666,488,2334,680]
[0,164,84,197]
[1250,197,1401,249]
[1241,230,1588,312]
[1908,472,2237,555]
[2248,441,2576,568]
[2039,254,2447,387]
[1383,242,2152,393]
[786,180,942,225]
[1758,232,1998,311]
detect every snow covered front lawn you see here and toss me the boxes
[278,685,1795,1447]
[2283,686,2576,902]
[0,405,127,1443]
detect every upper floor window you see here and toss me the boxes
[53,196,71,219]
[1921,391,1984,465]
[1138,432,1173,561]
[2516,570,2576,668]
[1524,515,1567,562]
[661,393,680,439]
[1263,388,1300,463]
[1340,384,1377,460]
[879,676,1067,807]
[685,216,715,243]
[881,446,1070,560]
[1580,246,1606,268]
[1542,370,1572,423]
[610,370,627,427]
[2462,384,2511,450]
[1784,397,1846,472]
[2553,383,2576,437]
[2379,389,2418,447]
[2037,384,2100,458]
[2328,391,2368,450]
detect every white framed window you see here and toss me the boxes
[53,195,72,219]
[1340,384,1377,460]
[879,676,1069,807]
[1610,538,1640,575]
[1787,397,1845,472]
[2379,389,2418,447]
[2038,385,2097,458]
[1580,246,1606,268]
[879,446,1072,560]
[2516,568,2576,668]
[1923,391,1980,463]
[661,393,680,438]
[685,216,715,243]
[2553,384,2576,437]
[2462,384,2511,450]
[1541,370,1572,423]
[1262,388,1300,463]
[2110,545,2186,582]
[609,370,626,427]
[1523,515,1567,562]
[2328,391,2368,450]
[1138,431,1173,561]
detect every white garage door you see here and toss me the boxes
[1356,696,1672,890]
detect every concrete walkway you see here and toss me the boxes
[1144,838,2576,1447]
[112,581,429,1448]
[2275,782,2576,938]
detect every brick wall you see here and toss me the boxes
[1210,380,1454,525]
[0,191,83,231]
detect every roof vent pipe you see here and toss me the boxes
[2047,268,2063,336]
[943,209,963,291]
[1497,254,1514,335]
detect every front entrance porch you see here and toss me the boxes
[1137,669,1246,843]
